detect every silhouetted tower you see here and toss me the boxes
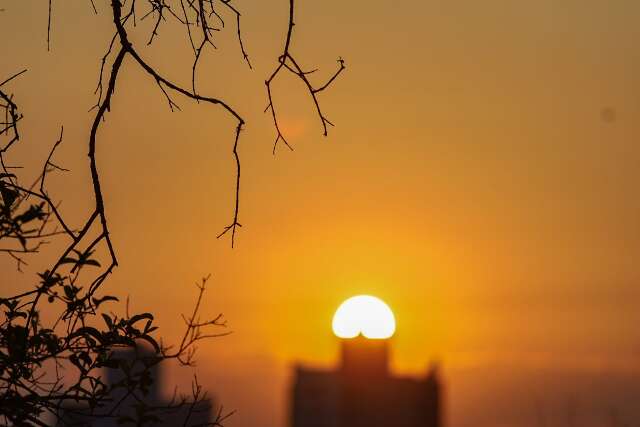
[340,336,389,427]
[340,335,389,377]
[291,335,442,427]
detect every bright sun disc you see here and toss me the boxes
[332,295,396,339]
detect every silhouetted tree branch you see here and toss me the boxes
[1,0,344,425]
[265,0,346,153]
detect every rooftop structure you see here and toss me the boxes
[291,296,442,427]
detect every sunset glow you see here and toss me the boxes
[3,1,640,426]
[332,295,396,339]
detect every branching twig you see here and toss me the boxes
[265,0,345,153]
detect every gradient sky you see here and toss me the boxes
[2,1,640,426]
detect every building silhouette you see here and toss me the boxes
[57,344,214,426]
[291,336,442,427]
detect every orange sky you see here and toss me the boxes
[2,1,640,426]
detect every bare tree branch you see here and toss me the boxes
[1,0,345,424]
[265,0,346,153]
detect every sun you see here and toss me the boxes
[332,295,396,339]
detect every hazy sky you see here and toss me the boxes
[2,1,640,426]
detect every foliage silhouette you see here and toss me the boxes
[1,0,344,425]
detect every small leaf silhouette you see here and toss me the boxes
[129,313,153,326]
